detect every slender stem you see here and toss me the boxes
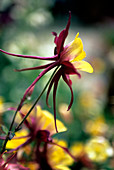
[1,66,60,154]
[15,66,60,132]
[1,131,10,154]
[1,105,20,153]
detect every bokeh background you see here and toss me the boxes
[0,0,114,169]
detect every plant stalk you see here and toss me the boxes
[15,66,60,132]
[1,66,59,154]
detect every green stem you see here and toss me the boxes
[1,105,20,153]
[1,66,59,154]
[15,66,60,132]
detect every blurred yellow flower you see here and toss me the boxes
[85,136,114,162]
[5,105,70,169]
[20,104,67,135]
[0,96,4,114]
[6,105,67,148]
[47,140,73,170]
[85,117,108,136]
[70,142,84,158]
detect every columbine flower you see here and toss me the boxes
[0,12,93,131]
[5,105,75,169]
[6,105,67,150]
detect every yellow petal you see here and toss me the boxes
[73,61,93,73]
[41,110,67,135]
[6,129,29,149]
[71,51,86,62]
[48,140,73,169]
[61,33,86,61]
[68,33,85,60]
[54,165,71,170]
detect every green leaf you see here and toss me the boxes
[0,124,8,134]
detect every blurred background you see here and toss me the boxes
[0,0,114,169]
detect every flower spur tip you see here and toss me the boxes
[46,102,51,109]
[69,11,71,16]
[52,32,57,36]
[67,107,70,112]
[56,128,58,133]
[14,69,19,72]
[55,122,59,133]
[67,101,73,111]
